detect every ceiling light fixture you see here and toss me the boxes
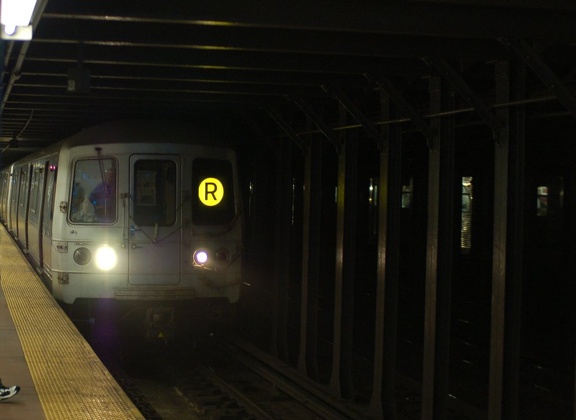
[1,0,37,40]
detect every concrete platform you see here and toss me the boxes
[0,226,143,419]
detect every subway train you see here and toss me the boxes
[0,120,243,339]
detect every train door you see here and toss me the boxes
[128,155,180,285]
[0,171,8,222]
[15,165,31,247]
[42,160,57,275]
[8,168,19,233]
[26,161,47,266]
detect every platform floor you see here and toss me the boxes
[0,226,143,419]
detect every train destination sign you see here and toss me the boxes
[199,177,224,206]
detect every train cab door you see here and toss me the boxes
[15,165,31,247]
[127,155,181,285]
[8,169,19,234]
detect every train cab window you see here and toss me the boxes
[192,158,235,225]
[70,158,117,223]
[133,159,177,226]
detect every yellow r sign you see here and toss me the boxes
[199,178,224,206]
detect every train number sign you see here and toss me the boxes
[198,177,224,206]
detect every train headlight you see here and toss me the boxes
[73,247,92,265]
[193,249,209,266]
[95,245,117,271]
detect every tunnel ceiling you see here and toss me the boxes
[1,0,576,165]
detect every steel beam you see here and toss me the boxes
[365,73,434,141]
[323,85,384,149]
[265,105,307,151]
[291,96,341,153]
[59,1,576,41]
[424,57,504,142]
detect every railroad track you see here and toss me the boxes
[92,330,364,419]
[148,334,362,419]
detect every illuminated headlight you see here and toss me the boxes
[73,247,92,265]
[95,245,117,271]
[193,249,209,266]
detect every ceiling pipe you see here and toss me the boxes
[2,41,14,75]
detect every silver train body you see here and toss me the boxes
[0,121,242,336]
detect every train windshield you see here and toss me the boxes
[70,158,117,223]
[192,158,235,225]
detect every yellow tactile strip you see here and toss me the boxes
[0,228,144,420]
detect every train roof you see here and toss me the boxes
[6,120,235,168]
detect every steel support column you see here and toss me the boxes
[370,93,403,419]
[422,76,456,419]
[297,135,322,380]
[499,60,526,420]
[489,61,522,420]
[330,104,357,398]
[271,137,293,361]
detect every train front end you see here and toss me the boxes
[52,138,242,340]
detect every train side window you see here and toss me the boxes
[46,163,58,224]
[29,165,41,215]
[192,158,235,226]
[461,176,473,253]
[11,171,19,211]
[18,168,28,210]
[133,159,177,226]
